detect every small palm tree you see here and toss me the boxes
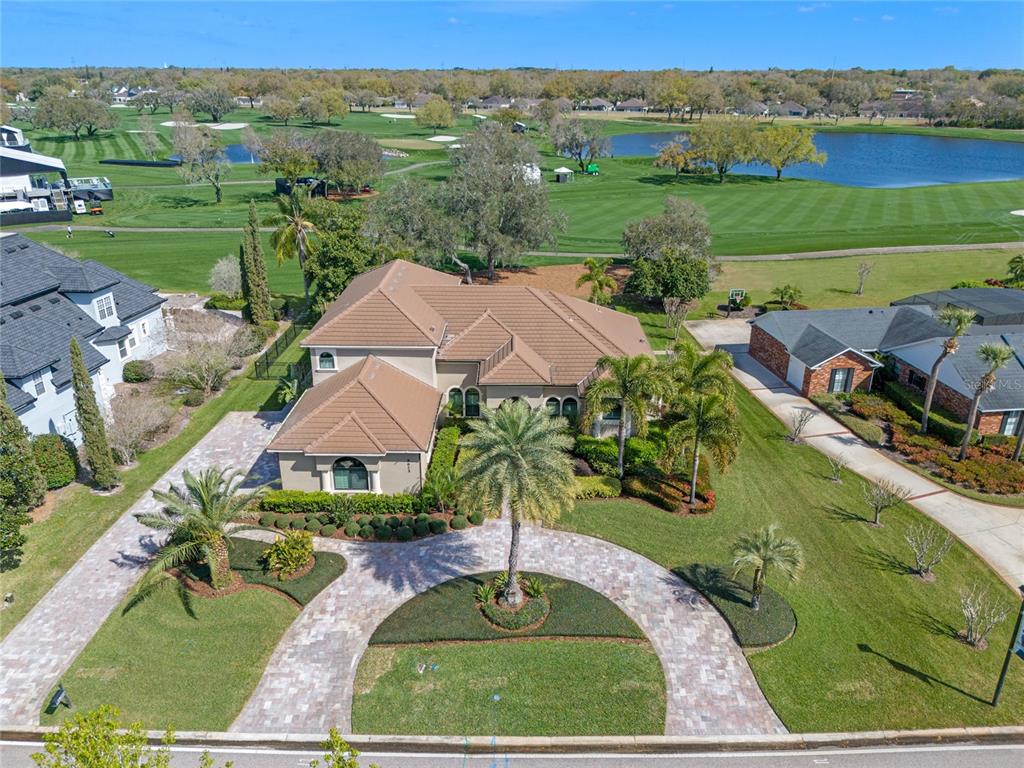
[266,192,317,301]
[423,465,459,515]
[459,401,575,607]
[731,524,803,611]
[668,391,741,505]
[920,307,976,433]
[130,467,265,607]
[584,354,661,477]
[771,284,803,309]
[958,343,1015,461]
[575,258,616,305]
[1008,253,1024,283]
[275,376,300,405]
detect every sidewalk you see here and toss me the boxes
[687,319,1024,589]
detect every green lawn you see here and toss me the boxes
[223,536,347,605]
[370,572,644,644]
[556,385,1024,732]
[352,640,665,736]
[39,588,297,730]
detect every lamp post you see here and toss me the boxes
[992,585,1024,707]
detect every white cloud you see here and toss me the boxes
[447,16,461,25]
[852,16,863,23]
[799,3,830,12]
[881,14,895,22]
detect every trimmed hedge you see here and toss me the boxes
[260,489,416,527]
[573,433,667,476]
[31,434,78,489]
[450,515,468,530]
[427,425,460,478]
[205,293,247,311]
[122,360,155,383]
[574,475,622,499]
[882,380,977,447]
[468,510,485,525]
[343,522,360,537]
[321,524,338,537]
[429,518,449,534]
[480,596,550,631]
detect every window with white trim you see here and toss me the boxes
[30,372,45,396]
[117,338,130,359]
[318,352,336,370]
[128,334,137,350]
[95,294,115,321]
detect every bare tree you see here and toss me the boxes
[136,114,161,160]
[172,113,231,203]
[208,255,242,296]
[958,584,1011,649]
[861,479,913,527]
[903,523,953,581]
[826,453,848,483]
[164,312,242,396]
[855,262,874,296]
[788,410,815,443]
[107,393,173,465]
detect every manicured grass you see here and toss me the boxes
[370,572,644,644]
[557,385,1024,732]
[0,367,287,639]
[39,587,297,730]
[222,536,347,606]
[352,640,665,736]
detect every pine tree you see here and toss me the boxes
[0,377,45,571]
[69,339,120,489]
[241,200,272,324]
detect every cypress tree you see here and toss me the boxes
[0,377,45,571]
[69,339,120,489]
[241,200,272,324]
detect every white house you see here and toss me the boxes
[1,234,167,443]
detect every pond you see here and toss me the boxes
[607,131,1024,188]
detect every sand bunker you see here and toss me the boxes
[380,113,416,119]
[426,135,458,142]
[1011,210,1024,217]
[207,122,248,130]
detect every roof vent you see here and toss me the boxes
[29,304,40,312]
[10,310,23,319]
[18,243,29,250]
[48,297,60,304]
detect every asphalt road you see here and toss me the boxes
[3,742,1023,768]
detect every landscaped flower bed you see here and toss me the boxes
[255,508,485,541]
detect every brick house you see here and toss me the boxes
[748,297,1024,436]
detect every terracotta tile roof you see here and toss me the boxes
[438,311,511,361]
[478,335,552,385]
[268,356,441,455]
[303,260,460,348]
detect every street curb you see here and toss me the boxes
[3,725,1023,753]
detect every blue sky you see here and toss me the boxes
[2,2,1021,71]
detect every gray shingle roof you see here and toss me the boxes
[950,333,1024,411]
[4,380,34,412]
[789,325,877,368]
[93,325,132,343]
[892,288,1024,326]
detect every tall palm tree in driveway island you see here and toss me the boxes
[459,400,575,608]
[920,307,977,434]
[958,343,1015,461]
[584,354,661,478]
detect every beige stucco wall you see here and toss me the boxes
[276,451,426,494]
[277,453,323,492]
[378,452,426,493]
[309,347,436,387]
[436,362,478,392]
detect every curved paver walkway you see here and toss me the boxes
[0,411,281,726]
[231,522,785,737]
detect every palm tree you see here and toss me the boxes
[771,284,802,309]
[920,307,976,434]
[575,258,616,305]
[584,354,661,477]
[731,524,803,611]
[1008,254,1024,284]
[668,391,741,505]
[266,192,317,301]
[130,467,266,606]
[459,401,575,607]
[662,340,734,402]
[958,343,1015,461]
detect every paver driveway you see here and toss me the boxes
[0,411,281,726]
[232,523,785,737]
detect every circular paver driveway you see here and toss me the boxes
[232,522,785,736]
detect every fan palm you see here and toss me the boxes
[575,258,616,305]
[731,524,803,611]
[920,307,976,433]
[1008,254,1024,284]
[958,343,1015,461]
[266,192,317,300]
[129,466,266,609]
[459,400,575,607]
[668,391,741,505]
[584,354,661,477]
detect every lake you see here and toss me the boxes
[606,131,1024,188]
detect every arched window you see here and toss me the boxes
[448,388,464,417]
[465,388,481,418]
[545,397,560,416]
[604,404,623,421]
[561,397,579,421]
[318,352,335,371]
[332,457,368,491]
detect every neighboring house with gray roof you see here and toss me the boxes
[0,233,167,443]
[749,289,1024,436]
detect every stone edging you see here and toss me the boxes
[2,725,1022,753]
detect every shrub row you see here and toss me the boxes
[573,475,622,499]
[480,595,550,631]
[890,424,1024,495]
[30,434,78,489]
[811,394,885,446]
[427,425,460,478]
[257,508,486,540]
[573,431,667,476]
[622,474,715,512]
[205,293,247,311]
[881,380,977,447]
[260,490,416,526]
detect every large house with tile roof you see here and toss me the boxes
[0,233,167,443]
[269,260,652,494]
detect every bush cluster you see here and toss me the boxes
[573,475,622,499]
[890,425,1024,495]
[30,434,78,489]
[427,426,460,477]
[881,381,977,447]
[260,490,416,527]
[204,293,247,311]
[811,394,885,446]
[183,390,205,407]
[480,595,550,631]
[261,530,313,578]
[573,432,667,476]
[622,474,715,512]
[122,360,155,383]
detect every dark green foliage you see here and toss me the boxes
[573,435,619,475]
[677,564,796,648]
[69,338,119,489]
[204,293,247,311]
[241,200,273,324]
[357,515,372,526]
[304,520,321,532]
[274,516,290,529]
[450,515,468,530]
[413,520,430,537]
[882,381,977,446]
[624,253,711,302]
[426,426,460,478]
[304,513,320,523]
[481,596,550,630]
[574,434,665,476]
[262,491,336,515]
[358,525,375,539]
[183,390,205,407]
[121,360,155,383]
[387,515,402,529]
[371,515,386,529]
[321,524,337,537]
[429,518,448,534]
[288,517,305,530]
[468,510,485,525]
[415,512,430,523]
[374,525,392,541]
[30,434,78,489]
[260,489,414,527]
[259,513,276,527]
[622,473,715,512]
[303,201,376,304]
[226,537,346,606]
[0,384,45,571]
[317,513,331,525]
[343,521,360,537]
[396,526,414,542]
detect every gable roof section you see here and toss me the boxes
[303,260,460,348]
[479,335,552,385]
[790,325,880,369]
[951,332,1024,412]
[268,356,441,456]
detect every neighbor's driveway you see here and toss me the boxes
[686,319,1024,588]
[0,411,282,726]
